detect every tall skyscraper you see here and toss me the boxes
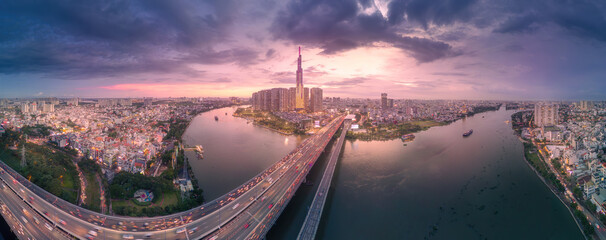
[304,87,310,111]
[295,47,305,110]
[21,102,29,113]
[288,87,296,111]
[310,88,323,112]
[381,93,388,109]
[534,102,559,127]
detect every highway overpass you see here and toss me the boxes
[297,118,352,240]
[0,115,346,239]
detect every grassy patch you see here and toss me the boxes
[112,191,179,217]
[83,171,101,212]
[1,143,80,204]
[347,120,446,141]
[0,147,22,172]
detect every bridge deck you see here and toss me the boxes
[297,120,351,240]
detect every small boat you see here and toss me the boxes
[401,134,415,141]
[196,145,204,159]
[214,116,219,121]
[463,129,473,137]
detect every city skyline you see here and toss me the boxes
[1,1,606,100]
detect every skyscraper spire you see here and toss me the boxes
[295,46,304,110]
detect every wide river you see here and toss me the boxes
[183,106,583,239]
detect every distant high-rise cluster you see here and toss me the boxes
[579,101,593,110]
[20,101,54,113]
[534,102,559,127]
[96,98,133,107]
[381,93,394,109]
[67,97,79,106]
[252,47,323,113]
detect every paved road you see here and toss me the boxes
[298,120,351,240]
[535,143,606,240]
[201,116,346,240]
[0,181,71,240]
[0,115,345,240]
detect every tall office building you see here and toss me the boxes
[68,97,79,106]
[310,88,323,112]
[20,102,29,113]
[534,102,559,127]
[580,101,593,110]
[288,87,297,111]
[43,103,54,112]
[381,93,388,109]
[251,47,322,113]
[29,102,38,112]
[295,47,305,110]
[304,87,310,111]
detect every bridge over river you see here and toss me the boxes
[0,114,350,240]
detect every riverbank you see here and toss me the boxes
[512,112,595,238]
[519,141,588,239]
[233,107,303,135]
[345,120,447,141]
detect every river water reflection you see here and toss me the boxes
[185,106,583,239]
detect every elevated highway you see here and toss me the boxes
[297,119,351,240]
[0,115,346,239]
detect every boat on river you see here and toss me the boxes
[196,145,204,159]
[401,134,415,142]
[463,129,473,137]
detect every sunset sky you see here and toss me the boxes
[1,0,606,100]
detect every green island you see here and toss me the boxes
[346,120,447,141]
[233,107,305,135]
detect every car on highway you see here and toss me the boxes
[268,203,273,209]
[20,216,28,224]
[59,219,67,225]
[32,216,39,224]
[88,230,98,236]
[122,234,134,239]
[144,233,153,238]
[85,234,95,240]
[176,227,186,234]
[188,227,198,234]
[244,223,250,229]
[44,223,53,231]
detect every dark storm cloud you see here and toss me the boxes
[493,14,539,34]
[491,1,606,43]
[0,0,258,78]
[387,0,478,28]
[271,0,461,63]
[265,49,276,58]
